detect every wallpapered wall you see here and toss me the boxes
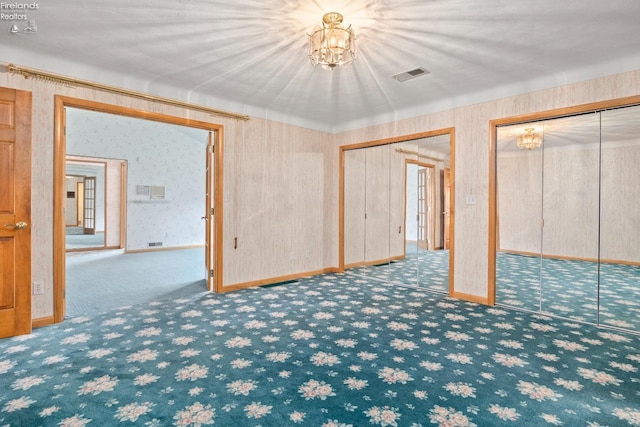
[498,136,640,262]
[335,70,640,298]
[66,109,209,251]
[0,67,639,320]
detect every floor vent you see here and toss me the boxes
[148,242,163,247]
[391,67,430,82]
[261,280,298,289]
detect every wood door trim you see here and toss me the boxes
[339,128,455,297]
[488,95,640,306]
[406,160,437,251]
[53,96,224,323]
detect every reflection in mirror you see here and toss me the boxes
[496,114,601,320]
[344,149,367,273]
[343,133,451,293]
[539,114,600,323]
[599,106,640,331]
[65,160,106,250]
[365,144,391,274]
[416,135,450,293]
[402,145,420,287]
[496,104,640,333]
[496,122,544,311]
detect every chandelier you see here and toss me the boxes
[517,128,542,150]
[308,12,356,70]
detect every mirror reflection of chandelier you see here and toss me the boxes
[517,128,542,150]
[308,12,356,70]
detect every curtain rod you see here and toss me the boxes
[395,148,444,162]
[3,63,250,121]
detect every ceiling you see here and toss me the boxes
[2,0,640,133]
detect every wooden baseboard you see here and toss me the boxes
[125,244,205,254]
[499,250,640,266]
[32,316,55,329]
[344,255,406,270]
[220,267,340,293]
[66,245,122,253]
[450,291,489,306]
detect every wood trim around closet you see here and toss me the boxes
[488,94,640,306]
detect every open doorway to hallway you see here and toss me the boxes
[58,101,219,319]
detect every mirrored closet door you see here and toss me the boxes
[342,134,452,293]
[599,106,640,330]
[495,105,640,332]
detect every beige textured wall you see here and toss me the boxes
[600,143,640,262]
[336,70,640,297]
[497,147,601,259]
[104,159,123,248]
[0,72,337,318]
[220,118,337,287]
[1,67,639,319]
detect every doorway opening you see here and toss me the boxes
[53,96,224,322]
[405,162,437,251]
[65,156,127,252]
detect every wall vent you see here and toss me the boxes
[137,185,166,200]
[391,67,430,82]
[150,185,165,200]
[148,242,163,247]
[136,185,150,196]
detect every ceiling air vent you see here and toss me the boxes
[391,67,430,83]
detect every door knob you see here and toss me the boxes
[5,221,28,230]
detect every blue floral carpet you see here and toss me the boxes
[347,249,449,293]
[496,252,640,331]
[1,273,639,426]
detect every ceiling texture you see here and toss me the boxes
[2,0,640,133]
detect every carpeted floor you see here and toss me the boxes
[65,248,207,317]
[66,227,105,249]
[1,272,639,426]
[496,252,640,331]
[347,249,450,294]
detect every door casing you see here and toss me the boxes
[53,96,224,323]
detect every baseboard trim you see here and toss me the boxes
[126,244,205,254]
[32,316,55,329]
[499,250,640,266]
[344,255,406,270]
[221,268,339,293]
[451,291,489,305]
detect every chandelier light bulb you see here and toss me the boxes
[517,128,542,150]
[308,12,356,70]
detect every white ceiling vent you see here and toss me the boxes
[391,67,430,82]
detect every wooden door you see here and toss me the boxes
[76,181,84,226]
[0,87,32,338]
[82,176,96,234]
[205,132,214,291]
[443,168,451,250]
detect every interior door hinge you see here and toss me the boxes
[208,145,214,153]
[209,207,214,215]
[209,269,214,278]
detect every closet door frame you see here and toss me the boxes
[488,95,640,306]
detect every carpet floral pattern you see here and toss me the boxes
[1,273,640,426]
[496,252,640,331]
[347,249,450,294]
